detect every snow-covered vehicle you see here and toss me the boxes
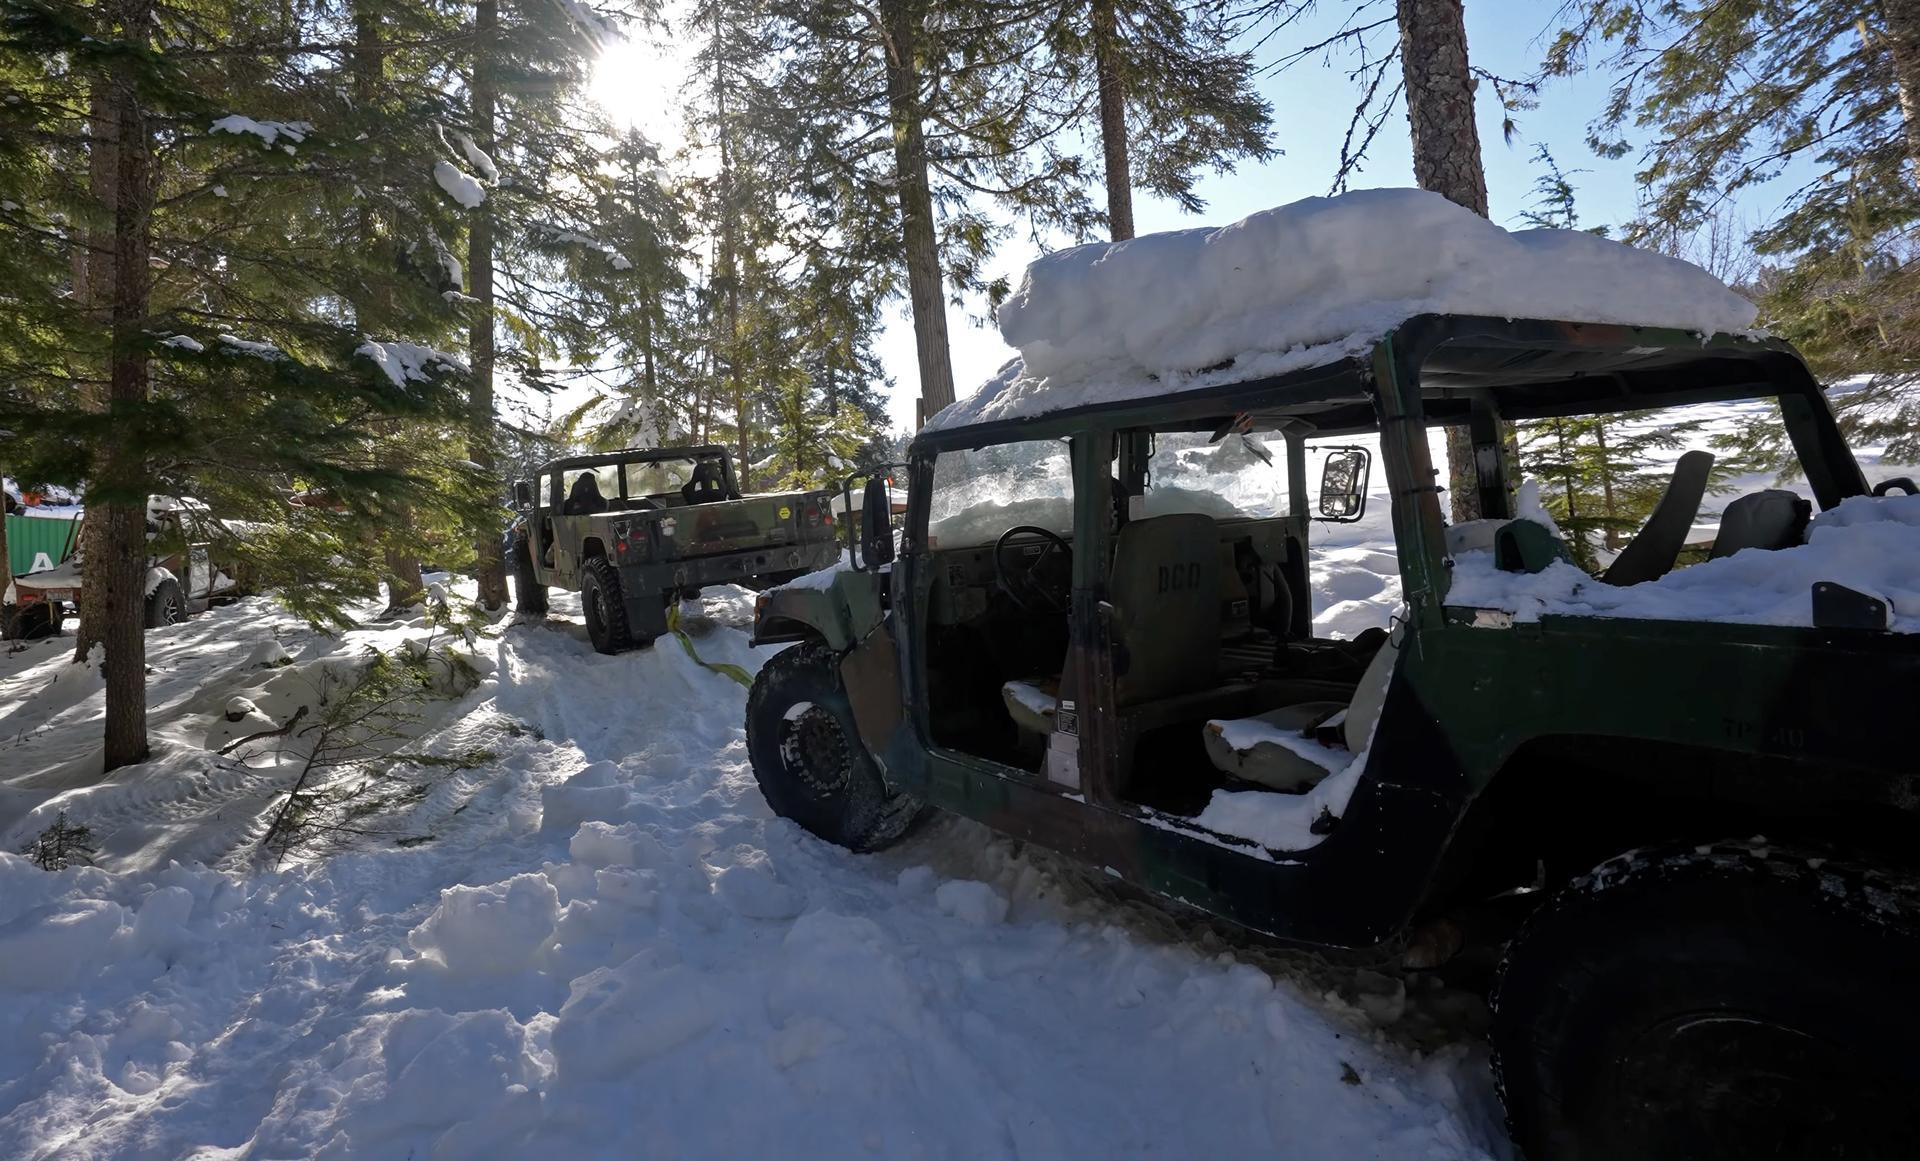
[505,445,841,653]
[745,192,1920,1159]
[7,497,241,638]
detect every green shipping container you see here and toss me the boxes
[7,513,79,578]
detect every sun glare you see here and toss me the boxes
[588,37,681,147]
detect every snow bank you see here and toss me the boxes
[1447,493,1920,633]
[927,188,1757,433]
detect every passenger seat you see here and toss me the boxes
[1709,490,1810,558]
[1202,629,1399,792]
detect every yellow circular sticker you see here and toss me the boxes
[777,506,791,519]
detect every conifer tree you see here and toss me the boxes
[1,0,486,768]
[1543,0,1920,468]
[770,0,1102,423]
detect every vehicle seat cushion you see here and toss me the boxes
[1001,677,1059,735]
[1110,514,1222,704]
[1203,701,1348,793]
[1709,489,1811,559]
[1342,628,1400,752]
[1602,448,1714,586]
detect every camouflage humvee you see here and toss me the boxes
[746,315,1920,1159]
[506,445,839,653]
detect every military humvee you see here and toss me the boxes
[746,315,1920,1158]
[507,445,839,653]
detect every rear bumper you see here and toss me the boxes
[619,539,839,633]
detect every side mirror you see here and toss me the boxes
[512,479,534,509]
[860,476,895,567]
[1317,447,1370,522]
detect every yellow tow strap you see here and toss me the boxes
[665,603,753,688]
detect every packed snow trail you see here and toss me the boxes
[0,589,1504,1160]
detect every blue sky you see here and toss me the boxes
[874,0,1771,431]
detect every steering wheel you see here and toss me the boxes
[993,526,1072,614]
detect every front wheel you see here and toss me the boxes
[144,578,186,628]
[1492,840,1920,1161]
[745,641,921,852]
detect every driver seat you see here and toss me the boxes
[1000,514,1223,736]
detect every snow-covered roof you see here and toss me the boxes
[923,188,1759,435]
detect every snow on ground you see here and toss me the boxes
[0,586,1505,1160]
[927,188,1756,433]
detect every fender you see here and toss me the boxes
[749,566,889,651]
[144,565,177,598]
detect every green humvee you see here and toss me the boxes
[745,315,1920,1158]
[507,445,840,653]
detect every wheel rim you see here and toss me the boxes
[163,597,183,625]
[1610,1011,1912,1157]
[776,701,852,798]
[587,585,606,637]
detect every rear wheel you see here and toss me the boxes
[580,557,631,654]
[1492,839,1920,1161]
[745,641,921,852]
[3,601,54,641]
[144,578,186,628]
[512,538,547,615]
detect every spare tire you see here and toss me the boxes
[144,577,187,628]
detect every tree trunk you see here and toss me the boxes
[98,0,156,770]
[882,0,957,420]
[1877,4,1920,183]
[1594,422,1620,550]
[71,84,122,664]
[468,0,507,610]
[1092,0,1134,241]
[384,541,423,610]
[713,19,751,490]
[1399,0,1493,523]
[0,466,12,620]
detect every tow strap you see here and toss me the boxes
[665,602,754,689]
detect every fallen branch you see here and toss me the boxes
[216,704,309,755]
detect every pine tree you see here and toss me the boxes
[769,0,1103,424]
[1,0,488,767]
[1039,0,1276,241]
[1544,0,1920,467]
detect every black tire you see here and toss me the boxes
[580,556,632,654]
[745,640,922,852]
[3,601,53,641]
[513,538,548,615]
[144,577,187,628]
[1492,839,1920,1161]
